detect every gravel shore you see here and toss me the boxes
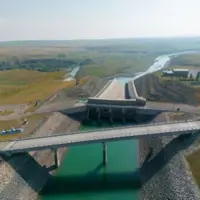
[139,113,200,200]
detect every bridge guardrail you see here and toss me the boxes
[3,118,200,143]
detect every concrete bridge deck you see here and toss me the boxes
[1,120,200,154]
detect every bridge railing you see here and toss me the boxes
[4,118,200,142]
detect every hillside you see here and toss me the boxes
[134,74,199,105]
[170,53,200,67]
[0,70,75,104]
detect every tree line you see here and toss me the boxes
[0,58,78,72]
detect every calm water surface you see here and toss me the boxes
[40,120,141,200]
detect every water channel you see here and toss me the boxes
[40,77,140,200]
[40,51,197,200]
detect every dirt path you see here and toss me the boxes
[0,104,29,120]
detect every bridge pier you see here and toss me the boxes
[53,149,60,168]
[102,142,107,166]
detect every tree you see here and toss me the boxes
[189,74,193,81]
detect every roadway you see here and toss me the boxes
[146,102,199,113]
[1,120,200,154]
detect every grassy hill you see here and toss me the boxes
[0,70,75,104]
[170,53,200,68]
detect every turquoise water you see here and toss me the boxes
[40,121,140,200]
[116,77,133,82]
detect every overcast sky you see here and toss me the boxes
[1,0,200,41]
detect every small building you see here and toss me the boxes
[162,69,189,78]
[162,70,174,76]
[173,69,189,78]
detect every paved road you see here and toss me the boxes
[146,102,200,113]
[1,120,200,154]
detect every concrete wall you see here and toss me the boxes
[87,98,146,107]
[61,105,87,114]
[127,80,146,102]
[95,79,114,98]
[87,106,157,122]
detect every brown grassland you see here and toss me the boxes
[0,46,78,60]
[0,69,76,104]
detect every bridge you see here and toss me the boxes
[1,120,200,166]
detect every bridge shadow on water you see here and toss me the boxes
[41,132,200,195]
[41,167,141,195]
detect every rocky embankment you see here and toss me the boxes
[0,112,80,200]
[134,74,197,105]
[139,113,200,200]
[46,77,108,104]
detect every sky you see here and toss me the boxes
[1,0,200,41]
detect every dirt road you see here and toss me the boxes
[0,104,29,120]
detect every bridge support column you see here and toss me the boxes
[109,108,113,124]
[122,108,126,124]
[54,149,60,168]
[102,142,107,166]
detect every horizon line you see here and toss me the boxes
[1,35,200,43]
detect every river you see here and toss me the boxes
[64,66,80,82]
[40,51,198,200]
